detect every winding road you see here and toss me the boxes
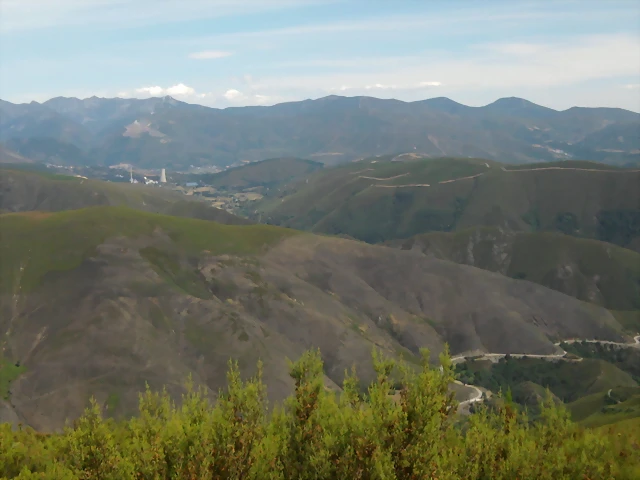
[455,381,484,407]
[452,335,640,409]
[352,163,638,191]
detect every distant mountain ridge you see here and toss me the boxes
[0,94,638,169]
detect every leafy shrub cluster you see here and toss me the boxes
[1,349,638,479]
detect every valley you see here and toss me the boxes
[3,1,640,474]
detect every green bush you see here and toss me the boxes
[1,348,637,479]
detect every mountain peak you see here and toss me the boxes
[482,97,557,117]
[420,97,470,114]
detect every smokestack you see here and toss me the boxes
[160,168,167,183]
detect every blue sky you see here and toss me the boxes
[1,0,639,111]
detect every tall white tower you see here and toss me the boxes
[160,168,167,183]
[129,166,134,183]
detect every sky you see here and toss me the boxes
[1,0,639,111]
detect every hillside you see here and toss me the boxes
[457,355,640,423]
[0,145,32,164]
[569,387,640,427]
[391,228,640,311]
[0,95,638,169]
[188,157,323,191]
[0,206,630,430]
[256,157,640,249]
[0,167,249,224]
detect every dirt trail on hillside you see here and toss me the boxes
[371,183,432,188]
[358,173,409,180]
[438,173,484,184]
[501,166,640,173]
[455,380,483,407]
[555,336,640,348]
[356,163,637,191]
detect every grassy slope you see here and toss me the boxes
[0,168,249,224]
[193,157,324,190]
[259,157,493,241]
[394,228,640,311]
[257,157,640,246]
[0,207,295,292]
[568,386,640,426]
[0,358,25,400]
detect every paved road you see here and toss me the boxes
[454,380,483,407]
[452,335,640,407]
[451,351,567,365]
[501,166,640,173]
[358,173,409,181]
[554,336,640,348]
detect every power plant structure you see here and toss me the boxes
[160,168,167,183]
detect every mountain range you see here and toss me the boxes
[1,95,638,170]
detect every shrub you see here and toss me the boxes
[0,348,637,479]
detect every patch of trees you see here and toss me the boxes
[455,357,587,403]
[554,212,580,235]
[2,349,637,479]
[596,210,640,247]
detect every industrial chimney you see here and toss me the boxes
[160,168,167,183]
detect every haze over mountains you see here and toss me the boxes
[1,94,638,170]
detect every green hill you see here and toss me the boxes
[0,167,249,224]
[456,357,638,404]
[392,228,640,311]
[190,157,323,191]
[256,157,640,249]
[568,386,640,427]
[0,207,628,430]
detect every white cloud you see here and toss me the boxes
[119,83,273,107]
[223,89,243,100]
[243,34,640,96]
[330,81,442,94]
[365,83,396,90]
[165,83,196,96]
[223,88,271,105]
[624,84,640,90]
[168,2,637,49]
[136,86,165,96]
[188,50,233,60]
[132,83,198,98]
[0,0,334,33]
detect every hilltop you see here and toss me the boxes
[184,157,323,191]
[0,167,249,224]
[0,206,630,430]
[256,157,640,249]
[0,95,638,169]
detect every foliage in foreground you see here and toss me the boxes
[1,349,638,479]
